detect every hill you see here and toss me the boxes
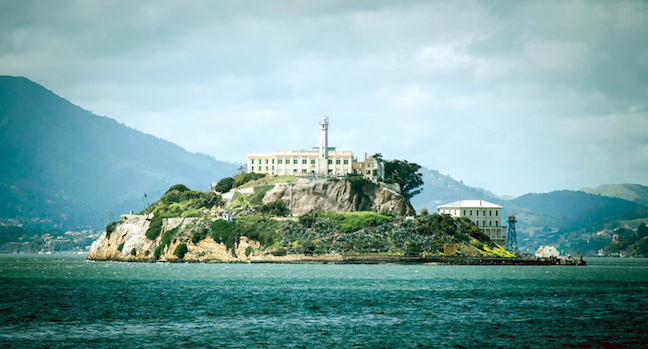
[509,190,648,229]
[410,167,498,211]
[580,184,648,206]
[0,76,237,230]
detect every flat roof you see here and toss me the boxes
[437,200,502,209]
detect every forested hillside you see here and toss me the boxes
[0,76,237,230]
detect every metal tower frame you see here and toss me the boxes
[505,215,519,256]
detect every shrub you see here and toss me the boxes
[211,219,235,244]
[145,216,163,240]
[174,243,188,259]
[249,185,274,206]
[232,172,267,188]
[130,248,137,256]
[213,177,234,193]
[167,184,191,193]
[258,199,289,216]
[106,221,119,239]
[271,248,287,256]
[117,242,125,252]
[191,227,210,244]
[245,246,253,257]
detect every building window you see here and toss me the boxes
[476,210,479,216]
[489,221,492,226]
[483,221,486,227]
[344,160,348,164]
[496,221,498,227]
[293,159,298,164]
[265,159,268,164]
[251,166,254,171]
[272,166,274,170]
[293,169,297,172]
[496,211,498,216]
[470,210,472,216]
[302,160,307,164]
[278,159,282,164]
[266,166,268,171]
[272,159,275,164]
[359,164,363,168]
[302,169,307,173]
[336,160,341,164]
[251,159,254,164]
[328,160,332,164]
[311,160,315,164]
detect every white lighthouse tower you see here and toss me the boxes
[319,116,329,174]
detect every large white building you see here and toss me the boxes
[437,200,507,245]
[246,117,384,180]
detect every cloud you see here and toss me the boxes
[1,0,647,196]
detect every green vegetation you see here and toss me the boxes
[258,199,290,216]
[191,227,210,244]
[603,223,648,257]
[117,242,125,252]
[143,184,224,240]
[232,172,267,188]
[281,213,508,257]
[383,158,424,199]
[174,243,188,259]
[145,216,163,240]
[154,227,178,259]
[249,185,274,205]
[106,221,119,239]
[130,247,137,256]
[271,248,287,256]
[300,211,393,233]
[213,177,235,192]
[245,246,253,257]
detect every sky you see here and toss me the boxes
[1,0,647,196]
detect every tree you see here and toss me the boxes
[384,159,424,199]
[213,177,234,193]
[638,223,648,238]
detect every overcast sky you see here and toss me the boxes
[2,0,647,196]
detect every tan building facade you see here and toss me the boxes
[437,200,507,245]
[246,117,384,180]
[247,150,353,176]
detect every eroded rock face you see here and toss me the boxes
[262,179,410,216]
[87,216,260,262]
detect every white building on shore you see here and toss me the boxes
[437,200,507,245]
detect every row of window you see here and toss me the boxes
[250,166,353,174]
[475,220,499,227]
[251,159,349,165]
[463,210,498,217]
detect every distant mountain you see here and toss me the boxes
[0,76,237,230]
[580,184,648,206]
[410,167,498,211]
[508,190,648,229]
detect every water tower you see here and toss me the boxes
[505,215,519,256]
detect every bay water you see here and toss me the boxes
[1,254,647,348]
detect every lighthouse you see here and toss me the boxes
[319,116,329,174]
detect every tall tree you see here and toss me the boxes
[384,159,424,199]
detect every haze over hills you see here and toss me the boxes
[0,76,237,230]
[580,184,648,206]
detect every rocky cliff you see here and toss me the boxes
[261,179,412,216]
[87,216,260,262]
